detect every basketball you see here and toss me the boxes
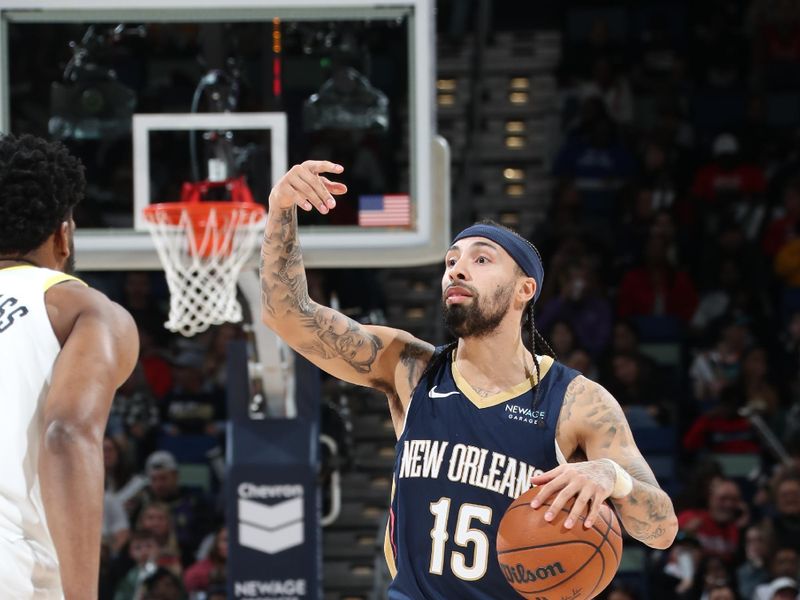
[496,486,623,600]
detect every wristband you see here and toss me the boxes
[601,458,634,498]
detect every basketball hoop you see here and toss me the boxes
[143,177,266,337]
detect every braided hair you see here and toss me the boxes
[422,221,555,408]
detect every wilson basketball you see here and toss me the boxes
[496,486,623,600]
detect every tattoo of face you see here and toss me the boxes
[297,307,384,374]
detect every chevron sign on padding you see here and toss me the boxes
[239,496,304,554]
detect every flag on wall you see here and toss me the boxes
[358,194,411,227]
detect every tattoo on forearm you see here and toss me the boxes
[625,516,666,541]
[559,377,675,545]
[260,207,385,375]
[261,208,307,318]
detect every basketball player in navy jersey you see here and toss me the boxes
[261,161,678,599]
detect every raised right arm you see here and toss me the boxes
[260,161,434,420]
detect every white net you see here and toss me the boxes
[144,204,266,337]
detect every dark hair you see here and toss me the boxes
[0,133,84,255]
[422,220,555,407]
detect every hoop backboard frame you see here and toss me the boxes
[0,0,450,270]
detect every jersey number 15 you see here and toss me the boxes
[429,497,493,581]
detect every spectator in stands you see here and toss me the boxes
[546,319,577,360]
[674,459,725,514]
[113,529,160,600]
[780,312,800,407]
[707,584,738,600]
[683,386,761,455]
[678,477,750,564]
[563,347,598,379]
[121,271,169,344]
[632,11,685,94]
[638,139,683,213]
[617,234,699,326]
[697,555,736,600]
[138,327,173,400]
[689,318,752,404]
[762,472,800,554]
[561,15,623,82]
[738,524,772,599]
[764,577,800,600]
[183,526,227,595]
[537,259,612,356]
[749,0,800,89]
[162,346,226,436]
[615,187,661,273]
[109,363,160,464]
[103,491,130,559]
[739,346,783,429]
[203,324,245,389]
[538,234,596,304]
[605,351,670,426]
[610,320,641,355]
[138,451,215,567]
[753,550,800,600]
[104,436,148,517]
[579,57,635,126]
[774,222,800,292]
[553,99,637,222]
[690,133,767,240]
[763,179,800,258]
[533,181,588,263]
[691,259,745,336]
[136,502,182,576]
[139,566,186,600]
[653,530,704,599]
[690,1,748,88]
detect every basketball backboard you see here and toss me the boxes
[0,0,449,270]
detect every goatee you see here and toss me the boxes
[442,284,513,338]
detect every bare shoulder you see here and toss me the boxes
[361,326,434,435]
[556,375,634,453]
[46,281,137,348]
[397,332,436,391]
[366,325,435,392]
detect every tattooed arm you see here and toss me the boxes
[531,376,678,549]
[260,161,434,431]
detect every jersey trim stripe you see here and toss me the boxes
[384,479,398,578]
[0,265,36,273]
[43,272,86,291]
[451,354,554,409]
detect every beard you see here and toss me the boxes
[63,233,76,275]
[442,283,514,339]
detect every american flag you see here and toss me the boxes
[358,194,411,227]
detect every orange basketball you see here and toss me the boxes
[496,486,623,600]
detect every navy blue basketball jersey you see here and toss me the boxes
[385,349,580,599]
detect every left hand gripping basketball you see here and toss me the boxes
[529,461,616,530]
